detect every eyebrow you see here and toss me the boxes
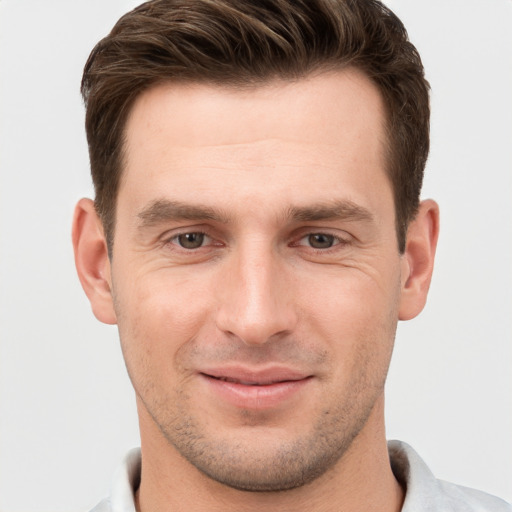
[137,198,374,229]
[287,200,374,223]
[137,199,230,228]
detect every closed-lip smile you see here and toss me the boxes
[198,366,313,409]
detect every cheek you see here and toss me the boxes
[301,263,400,324]
[113,271,215,377]
[300,268,400,371]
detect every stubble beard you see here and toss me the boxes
[116,287,398,494]
[137,349,387,493]
[154,399,376,492]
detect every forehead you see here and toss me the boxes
[124,69,386,149]
[119,69,390,217]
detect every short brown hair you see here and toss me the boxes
[81,0,429,254]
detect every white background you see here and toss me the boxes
[0,1,511,511]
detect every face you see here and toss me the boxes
[109,70,407,491]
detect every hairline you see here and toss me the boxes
[102,66,402,258]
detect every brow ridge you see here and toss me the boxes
[287,200,374,223]
[137,198,373,229]
[137,199,230,228]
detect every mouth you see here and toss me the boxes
[203,374,308,386]
[200,367,311,385]
[198,367,313,409]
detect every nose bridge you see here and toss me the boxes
[216,238,296,345]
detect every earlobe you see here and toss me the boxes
[398,199,440,321]
[72,198,117,325]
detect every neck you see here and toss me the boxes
[135,395,404,512]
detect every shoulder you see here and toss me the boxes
[88,498,112,512]
[388,440,512,512]
[437,480,512,512]
[88,447,141,512]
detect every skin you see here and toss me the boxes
[73,69,439,512]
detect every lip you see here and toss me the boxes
[198,366,313,410]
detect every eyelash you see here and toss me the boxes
[293,232,350,251]
[164,230,350,252]
[166,231,214,250]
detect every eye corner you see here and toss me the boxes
[164,229,226,252]
[291,231,351,251]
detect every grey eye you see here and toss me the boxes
[307,233,335,249]
[177,232,205,249]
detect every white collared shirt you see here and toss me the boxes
[90,441,511,511]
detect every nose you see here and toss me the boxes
[215,242,298,346]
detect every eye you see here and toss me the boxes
[303,233,338,249]
[174,232,209,249]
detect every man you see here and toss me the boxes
[72,0,511,511]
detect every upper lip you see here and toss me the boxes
[199,366,311,385]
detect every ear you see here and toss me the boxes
[72,198,117,324]
[398,199,440,321]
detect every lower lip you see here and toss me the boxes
[200,374,311,410]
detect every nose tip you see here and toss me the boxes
[220,306,293,347]
[215,255,297,346]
